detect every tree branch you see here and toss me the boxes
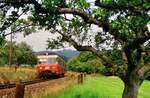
[138,63,150,79]
[129,31,150,49]
[58,8,102,26]
[95,0,149,15]
[1,0,108,30]
[53,29,117,69]
[0,3,7,8]
[3,24,33,36]
[0,9,28,34]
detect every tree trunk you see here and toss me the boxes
[122,76,143,98]
[122,83,139,98]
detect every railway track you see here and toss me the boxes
[0,78,61,89]
[0,77,71,98]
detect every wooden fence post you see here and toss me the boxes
[80,73,83,84]
[78,74,81,84]
[77,73,84,84]
[15,81,25,98]
[84,72,86,80]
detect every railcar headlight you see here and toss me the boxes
[45,66,49,70]
[52,66,55,69]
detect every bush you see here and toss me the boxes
[67,51,105,74]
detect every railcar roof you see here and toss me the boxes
[36,51,58,56]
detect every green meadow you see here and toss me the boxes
[44,75,150,98]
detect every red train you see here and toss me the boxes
[36,53,66,79]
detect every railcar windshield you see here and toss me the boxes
[38,61,46,64]
[37,55,60,65]
[39,60,57,64]
[47,59,57,64]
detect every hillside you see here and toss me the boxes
[36,49,80,61]
[54,49,80,61]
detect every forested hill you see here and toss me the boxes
[36,49,80,61]
[55,49,80,61]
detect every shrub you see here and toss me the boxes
[67,51,104,74]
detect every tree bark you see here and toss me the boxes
[123,83,139,98]
[122,74,143,98]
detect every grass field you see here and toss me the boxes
[44,75,150,98]
[0,67,37,84]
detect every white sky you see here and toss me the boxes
[6,30,75,52]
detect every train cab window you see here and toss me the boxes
[47,59,57,64]
[40,61,47,64]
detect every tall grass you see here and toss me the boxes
[44,75,150,98]
[0,67,37,84]
[31,77,76,98]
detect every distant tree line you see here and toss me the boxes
[0,41,37,66]
[67,49,150,77]
[67,50,124,75]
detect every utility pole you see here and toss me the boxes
[9,32,12,67]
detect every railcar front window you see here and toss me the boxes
[47,59,57,64]
[40,61,47,64]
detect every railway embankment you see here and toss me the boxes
[0,72,84,98]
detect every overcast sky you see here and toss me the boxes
[6,30,75,52]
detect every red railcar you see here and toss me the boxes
[36,55,66,78]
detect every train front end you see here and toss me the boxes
[37,64,61,78]
[36,55,66,79]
